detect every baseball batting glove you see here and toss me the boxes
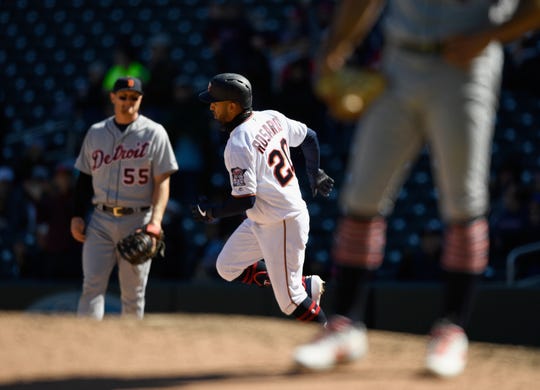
[309,169,335,197]
[191,196,216,223]
[116,224,165,265]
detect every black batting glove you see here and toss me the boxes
[190,197,216,223]
[309,169,335,198]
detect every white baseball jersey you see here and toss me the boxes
[217,109,313,315]
[75,114,178,207]
[224,109,308,224]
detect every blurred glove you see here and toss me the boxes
[309,169,335,198]
[315,67,386,123]
[191,196,215,223]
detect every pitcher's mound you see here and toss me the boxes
[0,312,538,389]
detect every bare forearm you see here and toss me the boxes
[149,174,171,227]
[488,1,540,44]
[444,1,540,68]
[319,0,385,72]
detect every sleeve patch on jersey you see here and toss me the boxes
[231,167,247,187]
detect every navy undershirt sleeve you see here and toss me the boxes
[211,195,256,219]
[300,128,320,177]
[73,172,94,218]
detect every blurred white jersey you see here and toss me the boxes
[224,110,308,224]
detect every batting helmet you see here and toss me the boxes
[198,73,252,109]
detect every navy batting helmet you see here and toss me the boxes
[198,73,252,109]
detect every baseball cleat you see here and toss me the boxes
[294,315,367,371]
[425,319,468,378]
[303,275,325,306]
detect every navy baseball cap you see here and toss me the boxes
[112,76,144,95]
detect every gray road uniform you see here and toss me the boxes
[344,0,516,222]
[75,115,178,319]
[293,0,540,376]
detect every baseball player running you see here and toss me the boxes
[71,76,178,320]
[192,73,334,324]
[294,0,540,377]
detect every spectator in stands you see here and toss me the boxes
[0,89,11,165]
[35,163,81,279]
[275,55,327,134]
[397,226,443,282]
[515,197,540,279]
[529,170,540,206]
[145,198,192,280]
[195,222,226,280]
[267,3,313,91]
[19,165,52,278]
[75,61,109,126]
[503,31,540,92]
[102,39,150,93]
[203,1,274,108]
[0,166,32,279]
[143,33,178,123]
[268,1,338,85]
[13,139,49,184]
[490,183,531,278]
[193,216,243,281]
[489,156,523,203]
[165,76,218,203]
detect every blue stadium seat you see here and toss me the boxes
[82,9,96,23]
[53,9,67,23]
[136,7,153,21]
[119,21,135,35]
[43,77,56,91]
[97,0,113,8]
[520,112,535,127]
[109,8,125,22]
[33,63,47,77]
[22,90,36,104]
[32,106,46,120]
[308,202,321,217]
[391,218,407,232]
[24,9,39,24]
[321,217,336,232]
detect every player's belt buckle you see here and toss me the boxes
[112,207,124,217]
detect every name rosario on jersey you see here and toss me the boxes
[91,141,150,170]
[251,117,283,154]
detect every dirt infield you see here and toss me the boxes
[0,313,538,390]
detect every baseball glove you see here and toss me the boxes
[315,67,386,122]
[116,224,165,265]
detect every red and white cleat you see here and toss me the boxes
[425,319,468,377]
[294,315,367,371]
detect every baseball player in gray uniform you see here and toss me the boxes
[294,0,540,377]
[192,73,334,324]
[71,76,178,320]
